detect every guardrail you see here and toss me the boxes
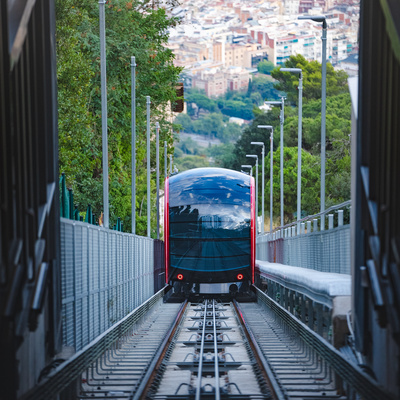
[255,287,395,400]
[21,288,168,400]
[257,201,351,274]
[60,219,156,352]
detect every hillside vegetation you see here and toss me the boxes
[175,55,352,223]
[56,0,182,235]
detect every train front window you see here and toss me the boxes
[169,203,250,239]
[169,202,251,272]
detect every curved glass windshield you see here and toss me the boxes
[169,202,251,272]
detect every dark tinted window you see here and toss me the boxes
[168,168,252,273]
[170,204,250,239]
[169,203,250,272]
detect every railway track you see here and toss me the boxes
[76,289,392,400]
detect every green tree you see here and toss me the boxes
[257,60,275,74]
[223,110,280,171]
[56,0,182,236]
[186,89,217,114]
[271,54,348,102]
[251,75,282,100]
[221,100,254,120]
[261,146,320,224]
[207,143,236,167]
[175,155,210,171]
[174,113,192,132]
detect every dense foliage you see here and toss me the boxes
[56,0,182,235]
[174,54,352,226]
[257,60,275,75]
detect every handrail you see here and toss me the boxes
[260,200,351,235]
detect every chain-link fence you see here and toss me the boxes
[256,203,351,275]
[60,219,156,352]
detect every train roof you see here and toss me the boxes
[168,167,251,188]
[167,168,252,206]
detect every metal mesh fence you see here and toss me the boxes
[256,223,351,274]
[60,219,156,351]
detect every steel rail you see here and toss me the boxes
[132,300,188,400]
[195,299,208,400]
[20,287,169,400]
[254,286,396,400]
[233,300,286,400]
[213,300,221,400]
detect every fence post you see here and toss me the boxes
[307,220,311,234]
[328,214,334,229]
[338,210,343,226]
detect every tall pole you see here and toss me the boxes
[246,155,258,233]
[252,142,265,233]
[261,146,264,233]
[270,129,273,232]
[146,96,151,238]
[99,0,109,228]
[131,56,136,234]
[297,73,303,234]
[169,155,172,175]
[263,99,285,228]
[298,15,327,230]
[156,122,160,240]
[280,98,285,227]
[280,68,302,233]
[255,157,258,234]
[164,141,167,179]
[321,20,327,230]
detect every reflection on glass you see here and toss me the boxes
[168,168,252,273]
[169,203,251,272]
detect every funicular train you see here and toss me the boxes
[164,168,255,298]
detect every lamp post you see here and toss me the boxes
[156,122,160,240]
[299,15,327,230]
[241,165,252,176]
[131,56,136,234]
[251,141,265,233]
[257,125,274,232]
[146,96,151,238]
[99,0,109,228]
[280,67,302,233]
[246,155,258,234]
[164,141,167,179]
[262,97,285,227]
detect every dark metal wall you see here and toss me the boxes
[153,239,165,293]
[0,0,60,398]
[355,0,400,396]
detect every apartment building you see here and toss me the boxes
[190,66,250,97]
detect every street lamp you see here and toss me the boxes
[257,125,274,232]
[241,165,252,176]
[146,96,151,237]
[280,67,302,233]
[251,141,265,233]
[131,56,136,234]
[263,97,285,227]
[246,154,258,234]
[156,122,160,240]
[299,15,327,230]
[99,0,109,228]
